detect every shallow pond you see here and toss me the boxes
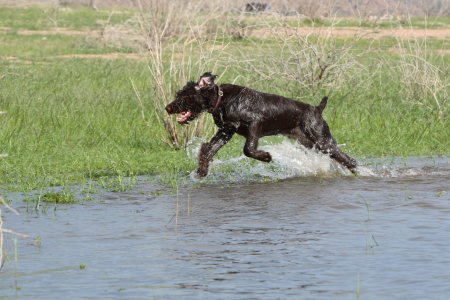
[1,148,449,299]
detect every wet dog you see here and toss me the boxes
[165,72,357,177]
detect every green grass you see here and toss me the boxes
[0,32,132,58]
[0,6,449,193]
[0,59,195,190]
[283,15,450,29]
[41,189,76,204]
[0,6,133,30]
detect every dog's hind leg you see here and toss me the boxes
[316,137,357,173]
[243,124,272,162]
[307,120,357,173]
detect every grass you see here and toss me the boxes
[0,32,134,58]
[0,6,449,193]
[0,6,133,30]
[40,189,76,204]
[277,15,450,29]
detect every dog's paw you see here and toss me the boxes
[262,152,272,162]
[196,167,208,178]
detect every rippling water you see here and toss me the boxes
[1,149,449,299]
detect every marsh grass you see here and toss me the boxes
[98,173,136,192]
[364,200,371,221]
[40,189,77,204]
[356,274,361,300]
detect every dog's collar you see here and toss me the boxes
[212,86,223,112]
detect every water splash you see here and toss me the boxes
[185,137,205,161]
[185,138,449,182]
[257,140,352,177]
[187,138,352,182]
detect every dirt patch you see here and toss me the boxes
[47,52,146,59]
[2,56,19,61]
[0,56,34,64]
[5,24,449,41]
[16,27,101,36]
[436,49,450,55]
[1,53,144,62]
[0,26,101,36]
[387,48,450,56]
[250,26,450,40]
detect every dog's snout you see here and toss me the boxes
[165,105,172,114]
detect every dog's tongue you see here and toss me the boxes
[177,111,192,123]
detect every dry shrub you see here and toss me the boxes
[101,16,148,51]
[231,17,373,99]
[101,1,199,51]
[101,0,252,51]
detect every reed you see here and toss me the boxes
[393,32,448,119]
[0,196,29,270]
[0,111,6,159]
[132,0,231,149]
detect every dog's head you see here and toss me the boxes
[165,72,218,124]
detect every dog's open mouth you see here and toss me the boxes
[177,111,193,124]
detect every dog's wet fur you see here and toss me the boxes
[165,72,357,177]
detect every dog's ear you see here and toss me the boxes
[195,72,217,90]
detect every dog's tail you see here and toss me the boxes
[316,96,328,114]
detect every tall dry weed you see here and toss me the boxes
[391,29,448,119]
[129,0,233,149]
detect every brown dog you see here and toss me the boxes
[166,72,357,177]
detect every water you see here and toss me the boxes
[1,142,449,299]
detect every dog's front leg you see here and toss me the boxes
[197,127,235,177]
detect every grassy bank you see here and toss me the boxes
[0,6,448,193]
